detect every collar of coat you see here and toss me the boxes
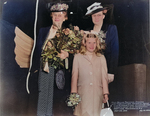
[83,53,99,63]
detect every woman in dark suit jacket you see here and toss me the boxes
[85,2,119,80]
[30,3,73,116]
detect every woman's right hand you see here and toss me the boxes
[52,24,58,30]
[58,50,69,59]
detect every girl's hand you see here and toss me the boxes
[103,94,109,103]
[59,50,69,59]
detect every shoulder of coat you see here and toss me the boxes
[108,24,117,30]
[98,54,105,59]
[75,53,83,57]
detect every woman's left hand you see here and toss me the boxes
[58,50,69,59]
[103,94,109,103]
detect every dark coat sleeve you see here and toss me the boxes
[104,25,119,74]
[28,27,50,95]
[30,27,50,74]
[68,53,74,71]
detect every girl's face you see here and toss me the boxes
[91,11,105,25]
[85,37,97,53]
[51,12,67,27]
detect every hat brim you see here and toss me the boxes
[51,10,67,12]
[85,7,108,16]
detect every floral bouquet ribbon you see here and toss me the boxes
[66,93,81,108]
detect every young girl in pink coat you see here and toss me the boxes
[71,33,109,116]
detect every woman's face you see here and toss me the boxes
[85,37,97,53]
[91,11,105,25]
[51,12,67,27]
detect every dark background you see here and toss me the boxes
[0,0,150,116]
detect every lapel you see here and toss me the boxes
[43,26,51,43]
[101,23,109,33]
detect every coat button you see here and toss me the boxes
[90,83,93,85]
[90,72,92,75]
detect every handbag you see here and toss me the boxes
[100,101,114,116]
[55,70,65,89]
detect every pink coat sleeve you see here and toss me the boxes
[101,55,109,95]
[72,54,79,77]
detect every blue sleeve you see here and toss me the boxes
[105,25,119,74]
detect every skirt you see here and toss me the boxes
[37,67,54,116]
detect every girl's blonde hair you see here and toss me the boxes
[79,33,105,56]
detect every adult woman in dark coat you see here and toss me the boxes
[85,2,119,80]
[30,3,73,116]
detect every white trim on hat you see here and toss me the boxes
[87,2,101,10]
[85,2,104,15]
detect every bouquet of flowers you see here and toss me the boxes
[66,93,81,108]
[41,24,83,70]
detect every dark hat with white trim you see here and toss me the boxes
[85,2,108,16]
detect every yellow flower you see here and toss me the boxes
[67,41,72,45]
[69,30,75,38]
[64,28,70,35]
[53,57,57,61]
